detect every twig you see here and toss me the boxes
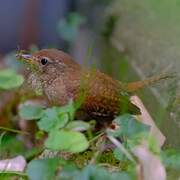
[0,127,29,135]
[0,171,28,178]
[89,132,105,144]
[107,135,136,163]
[89,135,105,164]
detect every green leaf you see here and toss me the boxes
[161,149,180,169]
[58,164,80,180]
[126,133,147,149]
[37,107,69,132]
[57,100,76,121]
[0,135,25,157]
[66,121,90,131]
[19,104,44,120]
[0,69,24,90]
[57,12,86,42]
[35,130,45,140]
[147,135,160,154]
[0,171,27,179]
[24,147,43,161]
[45,130,89,153]
[59,165,131,180]
[109,114,150,138]
[113,148,126,161]
[26,158,59,180]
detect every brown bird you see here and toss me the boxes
[17,49,172,121]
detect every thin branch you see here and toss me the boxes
[0,127,29,135]
[0,171,28,178]
[89,132,105,144]
[107,135,136,163]
[89,135,105,165]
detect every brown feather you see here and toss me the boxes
[20,49,145,121]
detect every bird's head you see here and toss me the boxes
[17,49,80,73]
[16,49,82,96]
[16,49,81,82]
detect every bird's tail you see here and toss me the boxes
[126,73,175,93]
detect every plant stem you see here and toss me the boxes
[89,132,105,144]
[107,135,136,163]
[0,171,28,178]
[89,135,105,164]
[0,127,29,135]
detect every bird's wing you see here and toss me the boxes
[81,70,141,120]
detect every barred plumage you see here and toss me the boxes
[18,49,172,121]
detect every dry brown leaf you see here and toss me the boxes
[131,95,166,147]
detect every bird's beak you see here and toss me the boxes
[16,53,37,65]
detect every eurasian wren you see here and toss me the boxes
[17,49,172,121]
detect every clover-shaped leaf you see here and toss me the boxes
[45,130,89,153]
[37,107,69,132]
[19,104,44,120]
[26,158,59,180]
[109,114,150,138]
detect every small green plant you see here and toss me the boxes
[16,101,180,179]
[19,101,90,153]
[1,95,180,179]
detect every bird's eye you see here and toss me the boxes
[40,58,48,65]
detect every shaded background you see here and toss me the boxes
[0,0,75,52]
[0,0,179,149]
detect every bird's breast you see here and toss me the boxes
[43,78,69,106]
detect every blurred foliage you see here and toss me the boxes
[108,114,150,138]
[19,101,89,153]
[26,158,61,180]
[59,164,132,180]
[45,129,89,153]
[0,69,24,90]
[107,0,180,150]
[3,53,23,70]
[0,90,179,179]
[19,104,44,120]
[113,147,126,161]
[2,96,180,180]
[161,149,180,170]
[91,0,112,5]
[0,135,26,159]
[26,159,132,180]
[57,12,86,43]
[102,15,118,40]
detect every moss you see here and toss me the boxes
[99,151,119,165]
[69,149,129,171]
[71,150,94,167]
